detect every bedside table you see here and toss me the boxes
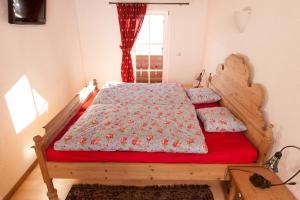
[227,166,296,200]
[182,83,194,89]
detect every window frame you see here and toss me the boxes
[132,10,169,83]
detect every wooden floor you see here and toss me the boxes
[11,166,226,200]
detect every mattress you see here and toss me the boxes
[46,92,258,164]
[93,82,191,105]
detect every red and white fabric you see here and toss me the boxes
[117,3,147,82]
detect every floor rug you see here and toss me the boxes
[66,184,214,200]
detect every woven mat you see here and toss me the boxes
[66,184,214,200]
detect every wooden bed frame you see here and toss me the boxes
[33,54,273,200]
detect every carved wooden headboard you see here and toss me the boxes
[208,54,273,164]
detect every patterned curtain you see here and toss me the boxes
[117,3,147,83]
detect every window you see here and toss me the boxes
[133,12,168,83]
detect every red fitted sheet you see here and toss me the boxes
[46,95,258,164]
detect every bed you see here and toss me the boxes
[33,54,273,200]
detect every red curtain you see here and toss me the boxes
[117,3,147,83]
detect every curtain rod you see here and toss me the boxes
[109,2,189,5]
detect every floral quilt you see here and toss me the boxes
[54,103,208,154]
[92,82,191,105]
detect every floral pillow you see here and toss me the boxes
[186,88,221,104]
[196,107,247,132]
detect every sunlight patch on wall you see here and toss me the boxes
[32,89,48,116]
[5,75,48,134]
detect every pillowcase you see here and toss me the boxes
[196,107,247,132]
[186,88,221,104]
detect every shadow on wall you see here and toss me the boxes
[5,75,48,134]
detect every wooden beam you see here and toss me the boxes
[46,162,257,181]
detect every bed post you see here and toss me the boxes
[205,73,213,88]
[257,124,274,164]
[93,79,98,90]
[33,135,58,200]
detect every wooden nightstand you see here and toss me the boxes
[227,166,296,200]
[182,83,194,89]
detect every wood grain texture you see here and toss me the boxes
[43,95,86,149]
[208,54,273,164]
[47,162,254,181]
[34,136,58,200]
[33,80,97,200]
[43,79,97,149]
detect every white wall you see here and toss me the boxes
[203,0,300,198]
[75,0,208,86]
[1,0,300,198]
[0,0,85,198]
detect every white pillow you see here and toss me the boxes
[186,88,221,104]
[197,107,247,132]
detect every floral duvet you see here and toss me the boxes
[54,103,208,154]
[92,82,191,105]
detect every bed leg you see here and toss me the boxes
[228,181,237,200]
[45,179,58,200]
[34,135,59,200]
[46,182,58,200]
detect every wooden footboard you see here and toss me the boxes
[34,79,97,200]
[33,55,273,200]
